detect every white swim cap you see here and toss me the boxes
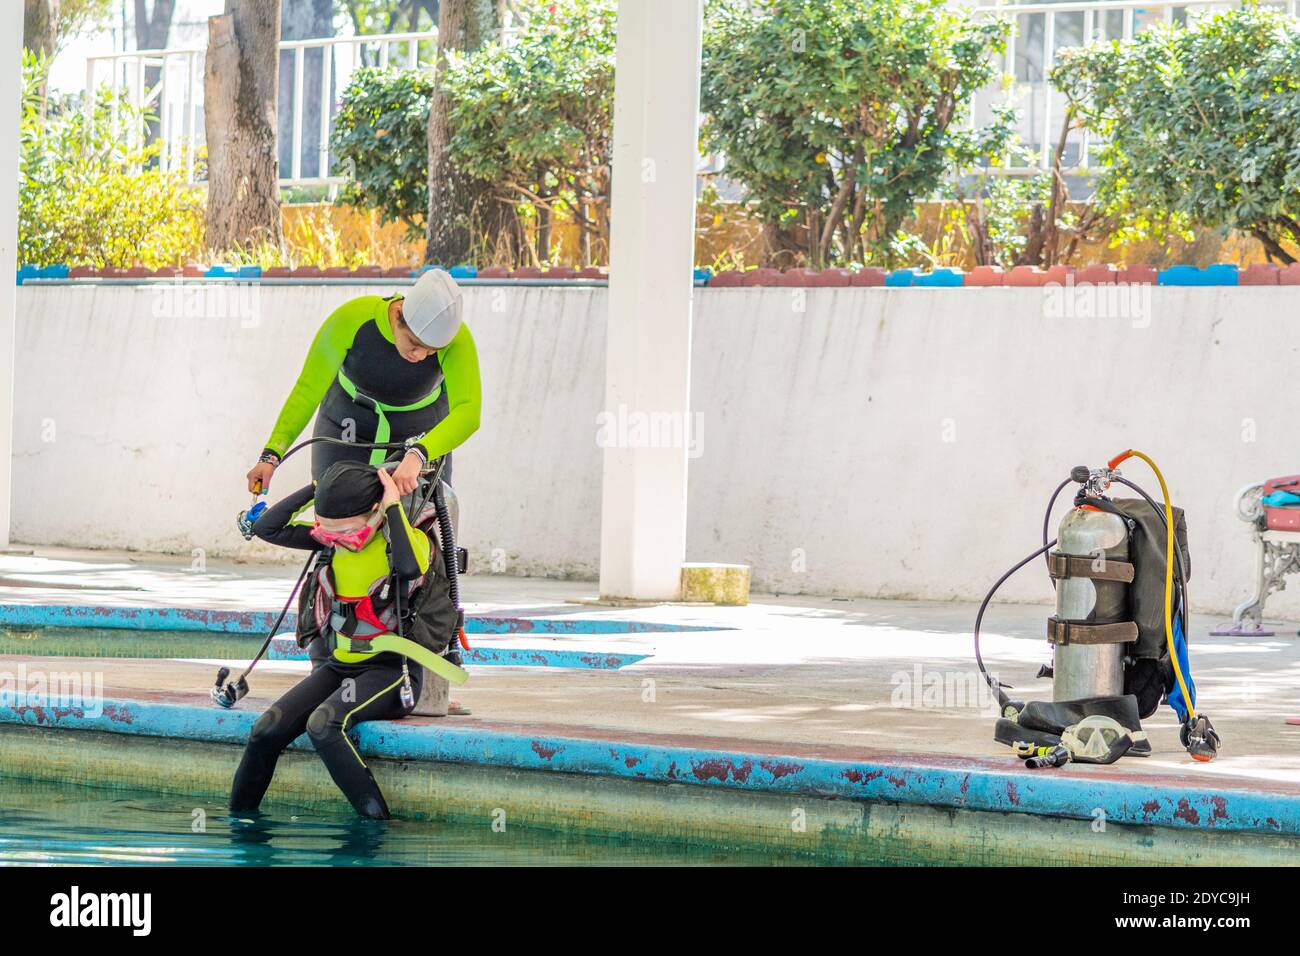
[401,268,463,349]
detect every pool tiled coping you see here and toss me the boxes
[0,693,1295,838]
[0,603,674,669]
[0,603,715,636]
[2,600,1296,839]
[264,636,648,670]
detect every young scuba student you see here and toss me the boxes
[230,459,451,820]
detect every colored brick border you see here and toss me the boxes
[21,262,1300,288]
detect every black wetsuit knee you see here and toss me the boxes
[306,702,340,747]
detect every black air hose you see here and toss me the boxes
[433,480,465,662]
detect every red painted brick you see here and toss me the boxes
[776,268,818,286]
[291,266,323,278]
[541,266,577,280]
[707,270,746,287]
[263,266,293,278]
[149,267,181,278]
[1120,264,1157,285]
[123,267,150,278]
[69,266,97,278]
[576,266,606,279]
[1006,266,1052,287]
[1075,264,1118,285]
[1238,263,1279,286]
[849,267,886,287]
[510,267,543,279]
[182,264,207,278]
[1277,263,1300,286]
[743,268,782,287]
[809,268,852,287]
[965,266,1004,287]
[351,265,384,277]
[477,266,509,279]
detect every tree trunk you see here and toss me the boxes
[134,0,175,48]
[536,203,552,265]
[204,1,284,253]
[763,221,804,270]
[134,2,176,153]
[424,0,503,265]
[278,0,333,180]
[23,0,60,57]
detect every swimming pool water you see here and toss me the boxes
[0,626,264,660]
[0,778,814,867]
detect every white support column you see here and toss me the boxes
[0,3,22,548]
[599,0,702,601]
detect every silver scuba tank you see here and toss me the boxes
[1052,506,1130,700]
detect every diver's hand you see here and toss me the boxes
[391,451,422,495]
[377,466,403,508]
[246,459,276,494]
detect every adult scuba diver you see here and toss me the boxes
[243,268,480,674]
[245,267,481,498]
[230,460,464,819]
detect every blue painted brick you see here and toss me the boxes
[913,268,965,287]
[1158,263,1238,286]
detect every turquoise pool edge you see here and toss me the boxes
[0,603,719,636]
[0,695,1294,839]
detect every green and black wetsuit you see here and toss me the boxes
[230,483,431,820]
[263,295,482,483]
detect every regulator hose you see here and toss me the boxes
[974,476,1075,710]
[1107,450,1197,722]
[1110,475,1190,639]
[274,434,411,466]
[975,538,1057,711]
[433,481,469,655]
[212,549,315,708]
[1042,477,1073,580]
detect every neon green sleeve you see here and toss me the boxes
[417,321,482,462]
[398,504,431,575]
[263,298,375,457]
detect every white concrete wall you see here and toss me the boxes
[13,281,1300,617]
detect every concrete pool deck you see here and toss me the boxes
[2,546,1299,851]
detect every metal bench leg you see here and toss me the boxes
[1213,531,1276,636]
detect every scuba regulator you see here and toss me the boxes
[237,456,277,540]
[236,496,267,541]
[211,666,248,709]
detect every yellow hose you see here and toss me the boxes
[1109,449,1197,721]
